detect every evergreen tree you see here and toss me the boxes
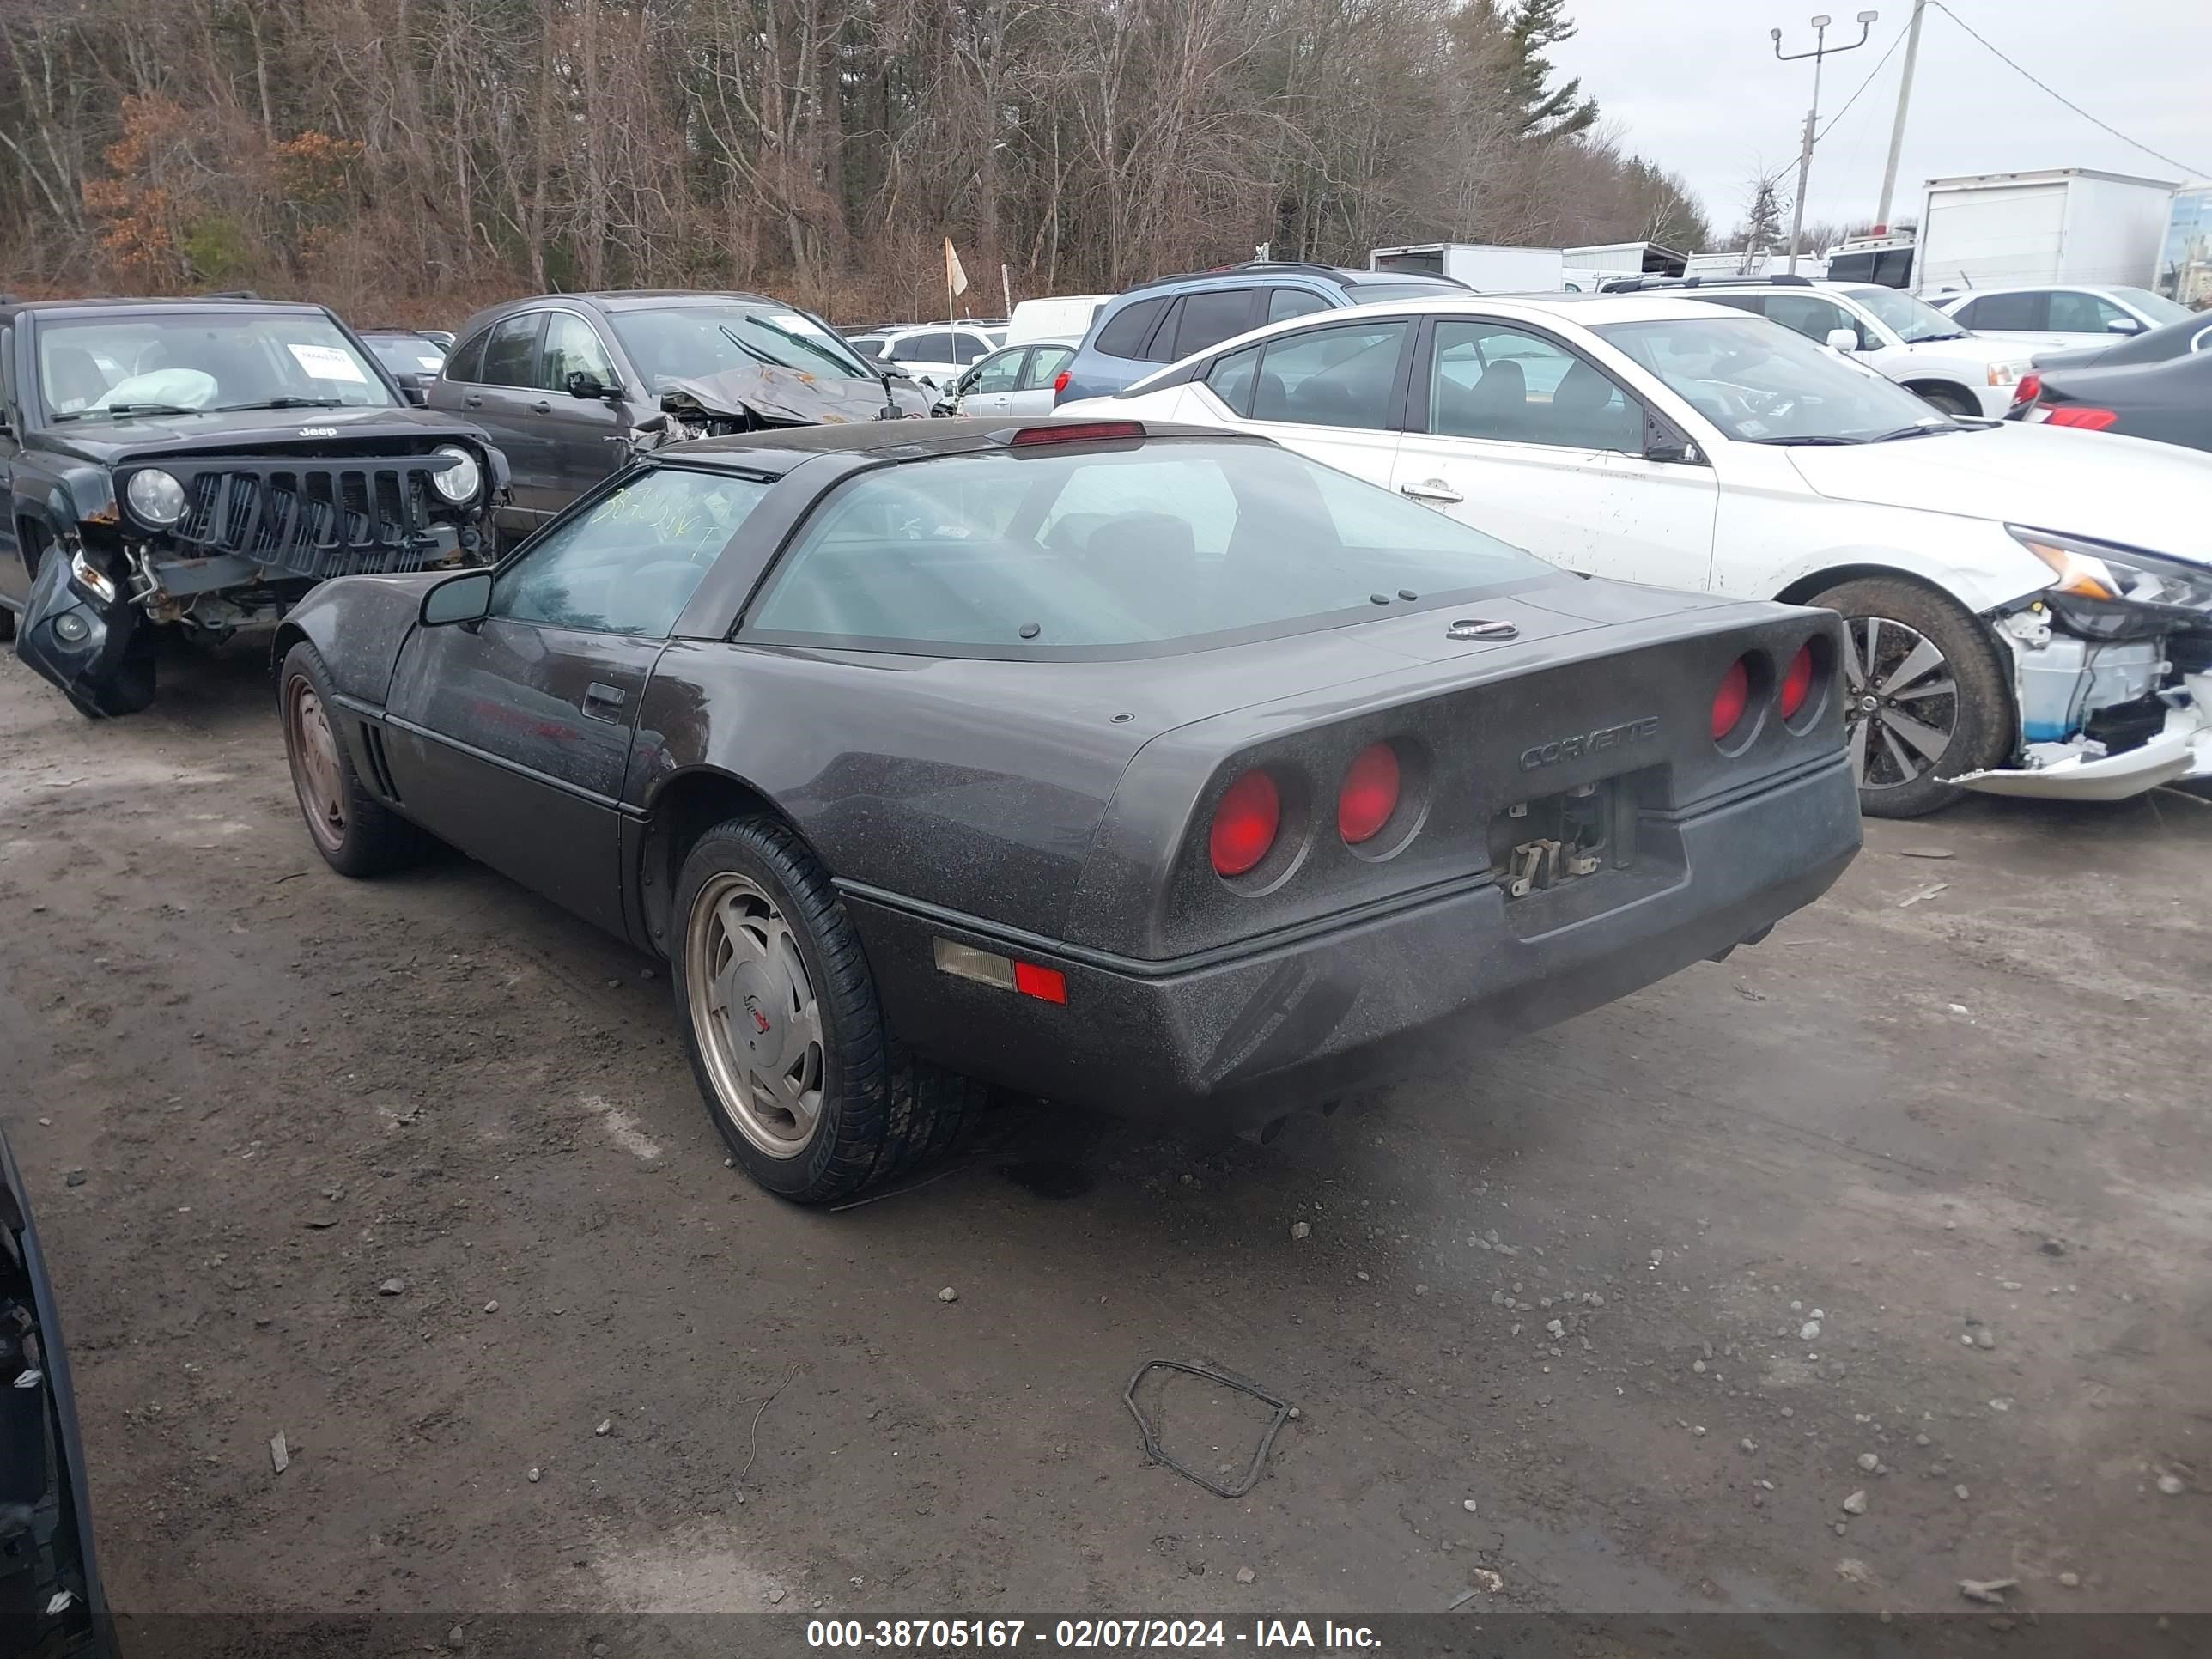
[1498,0,1599,140]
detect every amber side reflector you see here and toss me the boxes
[933,938,1068,1003]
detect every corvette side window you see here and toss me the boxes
[492,467,769,637]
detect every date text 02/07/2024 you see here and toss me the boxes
[803,1619,1383,1649]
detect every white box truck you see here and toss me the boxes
[1914,168,2179,294]
[1369,243,1565,292]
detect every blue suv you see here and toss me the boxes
[1054,262,1467,404]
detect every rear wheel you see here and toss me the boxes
[672,816,984,1203]
[1808,576,2014,818]
[279,641,429,875]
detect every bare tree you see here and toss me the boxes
[0,0,1714,322]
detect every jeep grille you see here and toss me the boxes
[124,454,467,581]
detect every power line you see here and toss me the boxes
[1815,23,1908,144]
[1929,2,2211,179]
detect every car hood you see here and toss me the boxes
[2030,338,2124,371]
[1894,333,2044,364]
[31,401,484,464]
[1785,424,2212,562]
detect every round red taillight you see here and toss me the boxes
[1338,743,1401,844]
[1210,769,1281,877]
[1052,368,1072,396]
[1780,642,1816,720]
[1711,657,1752,742]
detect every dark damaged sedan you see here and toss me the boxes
[274,418,1862,1201]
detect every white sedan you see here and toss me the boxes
[846,324,1000,392]
[1668,278,2057,419]
[1072,291,2212,816]
[1933,284,2196,345]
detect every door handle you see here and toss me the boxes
[581,682,628,721]
[1400,478,1464,505]
[530,400,552,415]
[464,394,483,408]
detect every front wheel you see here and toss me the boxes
[1808,576,2015,818]
[672,817,984,1203]
[279,642,430,874]
[1909,384,1978,419]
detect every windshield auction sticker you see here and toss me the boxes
[287,342,368,382]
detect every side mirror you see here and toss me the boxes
[420,569,493,628]
[2106,317,2143,335]
[567,369,614,400]
[402,383,428,407]
[1825,328,1860,352]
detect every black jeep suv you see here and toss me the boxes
[0,295,507,715]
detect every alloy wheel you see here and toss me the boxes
[685,872,826,1158]
[284,678,348,855]
[1839,614,1958,794]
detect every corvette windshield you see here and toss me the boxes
[749,440,1553,655]
[36,310,396,419]
[1596,315,1952,444]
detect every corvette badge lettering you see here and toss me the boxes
[1519,716,1660,770]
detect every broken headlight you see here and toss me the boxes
[2011,526,2212,640]
[125,467,186,526]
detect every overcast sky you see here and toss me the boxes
[1549,0,2212,241]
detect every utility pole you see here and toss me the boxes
[1773,11,1880,273]
[1875,0,1928,232]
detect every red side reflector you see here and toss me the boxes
[1338,742,1401,844]
[1210,769,1281,878]
[2011,373,2040,407]
[1780,642,1815,720]
[1711,657,1752,742]
[1052,368,1072,395]
[1010,420,1146,447]
[2045,406,2118,430]
[1012,961,1068,1004]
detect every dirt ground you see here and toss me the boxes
[1,635,2207,1620]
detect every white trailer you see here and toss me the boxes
[1914,168,2179,295]
[1685,250,1829,281]
[1561,240,1689,276]
[1369,243,1565,292]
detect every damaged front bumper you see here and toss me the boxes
[1960,678,2212,799]
[1964,596,2212,799]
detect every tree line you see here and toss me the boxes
[0,0,1711,325]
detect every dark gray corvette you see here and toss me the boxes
[274,416,1862,1201]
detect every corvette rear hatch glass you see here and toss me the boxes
[745,441,1557,658]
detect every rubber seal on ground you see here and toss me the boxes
[1122,1358,1292,1498]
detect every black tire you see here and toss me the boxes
[0,603,15,643]
[671,816,985,1204]
[1808,575,2014,819]
[277,641,430,875]
[1908,383,1978,419]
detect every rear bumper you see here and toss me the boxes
[846,756,1861,1127]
